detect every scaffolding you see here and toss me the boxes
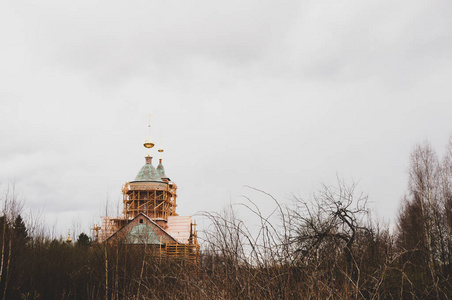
[97,217,129,242]
[122,181,178,220]
[164,222,200,262]
[165,243,200,262]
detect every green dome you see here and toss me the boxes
[133,157,163,182]
[156,159,169,179]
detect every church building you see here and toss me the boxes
[93,120,199,261]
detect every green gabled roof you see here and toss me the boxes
[133,156,163,182]
[124,224,163,245]
[106,213,178,244]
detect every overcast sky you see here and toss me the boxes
[1,0,452,238]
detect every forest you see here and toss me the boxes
[1,139,452,299]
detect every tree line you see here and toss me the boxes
[0,139,452,299]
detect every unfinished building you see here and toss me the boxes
[93,130,199,262]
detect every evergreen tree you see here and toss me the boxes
[76,232,91,247]
[13,214,29,246]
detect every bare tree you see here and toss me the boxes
[396,140,452,297]
[288,179,373,298]
[0,184,22,296]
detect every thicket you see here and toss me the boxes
[0,139,452,299]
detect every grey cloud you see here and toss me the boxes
[10,0,300,81]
